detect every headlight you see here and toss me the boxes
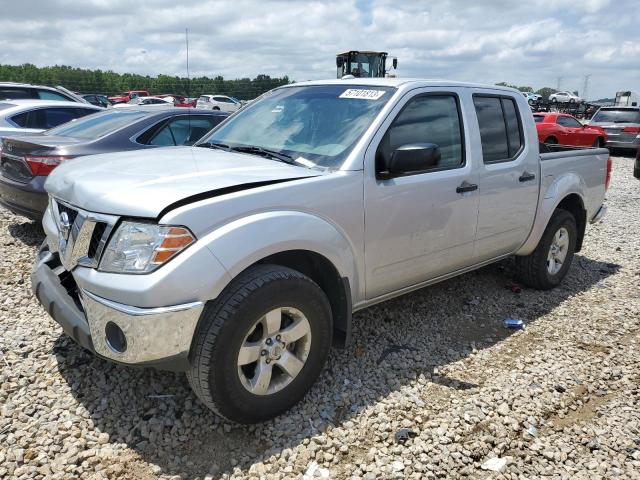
[99,221,195,274]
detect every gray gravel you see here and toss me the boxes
[1,155,639,480]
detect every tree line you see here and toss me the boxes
[0,64,291,100]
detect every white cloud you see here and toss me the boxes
[0,0,638,99]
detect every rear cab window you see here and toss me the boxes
[473,94,523,163]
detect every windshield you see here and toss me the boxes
[592,108,640,124]
[45,110,148,139]
[199,84,394,169]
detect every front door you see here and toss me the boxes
[364,90,479,299]
[472,94,540,261]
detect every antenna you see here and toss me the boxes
[583,74,591,101]
[186,28,191,139]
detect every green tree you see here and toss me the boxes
[0,63,291,100]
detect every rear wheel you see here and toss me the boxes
[187,264,333,423]
[515,209,577,290]
[212,106,220,110]
[544,136,558,145]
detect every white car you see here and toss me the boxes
[196,95,242,112]
[522,92,542,105]
[112,97,174,109]
[0,100,102,137]
[549,91,583,104]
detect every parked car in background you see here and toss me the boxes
[196,94,242,112]
[34,79,609,423]
[534,113,607,147]
[549,91,583,103]
[81,94,110,108]
[588,106,640,151]
[157,94,196,107]
[0,100,102,138]
[112,96,174,108]
[0,108,228,219]
[523,92,542,105]
[108,90,150,105]
[0,82,89,104]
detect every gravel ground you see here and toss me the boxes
[1,155,639,480]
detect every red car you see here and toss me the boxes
[534,113,607,147]
[107,90,150,105]
[157,94,196,107]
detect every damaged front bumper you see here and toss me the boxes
[31,242,203,371]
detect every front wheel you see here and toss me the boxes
[593,137,605,148]
[515,209,577,290]
[187,264,333,423]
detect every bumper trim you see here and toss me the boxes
[590,204,607,224]
[81,289,203,316]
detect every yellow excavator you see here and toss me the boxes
[336,51,397,78]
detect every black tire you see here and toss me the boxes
[528,98,534,106]
[515,209,577,290]
[593,137,604,148]
[187,264,332,423]
[569,98,575,103]
[544,136,558,145]
[212,106,220,110]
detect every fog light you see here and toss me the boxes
[105,322,127,353]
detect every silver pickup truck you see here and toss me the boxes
[32,79,610,423]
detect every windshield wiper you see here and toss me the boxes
[197,141,232,151]
[230,145,297,165]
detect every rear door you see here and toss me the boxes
[472,93,539,261]
[364,89,479,299]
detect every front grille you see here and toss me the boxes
[51,198,117,270]
[57,202,79,226]
[88,222,107,258]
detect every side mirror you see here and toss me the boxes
[385,143,441,176]
[336,57,344,68]
[392,58,398,69]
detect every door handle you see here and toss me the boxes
[519,172,536,182]
[456,181,478,193]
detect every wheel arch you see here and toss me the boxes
[196,211,361,348]
[516,176,587,257]
[555,194,586,252]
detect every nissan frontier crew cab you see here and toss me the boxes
[32,79,610,423]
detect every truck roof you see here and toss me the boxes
[288,78,520,94]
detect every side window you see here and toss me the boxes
[557,116,581,128]
[502,98,522,156]
[0,88,36,100]
[145,117,220,146]
[473,95,523,163]
[42,108,77,128]
[37,89,71,101]
[376,94,464,174]
[9,111,30,127]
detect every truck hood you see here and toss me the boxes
[45,146,321,218]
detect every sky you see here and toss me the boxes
[1,0,639,100]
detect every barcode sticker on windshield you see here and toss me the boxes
[339,89,386,100]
